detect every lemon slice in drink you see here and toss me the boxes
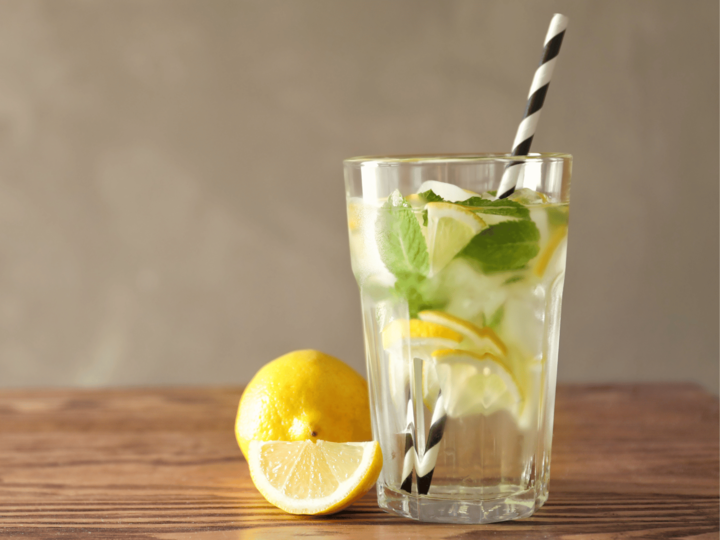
[423,349,522,418]
[533,224,568,277]
[426,203,487,276]
[382,319,463,409]
[418,310,507,357]
[381,319,463,351]
[248,439,382,515]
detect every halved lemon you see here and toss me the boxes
[248,439,382,515]
[423,349,522,418]
[417,310,507,357]
[426,203,487,276]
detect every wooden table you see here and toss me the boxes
[0,384,717,539]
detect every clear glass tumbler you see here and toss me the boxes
[344,153,572,523]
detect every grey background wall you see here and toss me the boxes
[0,0,717,392]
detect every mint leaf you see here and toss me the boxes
[418,190,531,220]
[462,198,530,220]
[459,220,540,273]
[503,275,524,285]
[418,190,446,203]
[376,191,429,278]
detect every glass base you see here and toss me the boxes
[377,484,547,524]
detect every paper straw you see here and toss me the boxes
[400,358,428,493]
[400,394,416,493]
[496,13,569,200]
[416,390,447,495]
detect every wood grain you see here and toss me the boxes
[0,384,717,539]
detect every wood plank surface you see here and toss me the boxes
[0,384,717,539]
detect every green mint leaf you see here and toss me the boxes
[462,198,531,220]
[503,275,524,285]
[418,190,446,203]
[487,305,505,329]
[422,209,428,227]
[376,191,429,278]
[459,220,540,273]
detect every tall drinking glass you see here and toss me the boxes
[344,153,572,523]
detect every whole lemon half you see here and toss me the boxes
[235,350,372,459]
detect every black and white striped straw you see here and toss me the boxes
[496,13,569,200]
[400,394,416,493]
[416,390,447,495]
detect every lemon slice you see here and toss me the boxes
[423,349,522,418]
[381,319,463,351]
[426,203,487,276]
[382,319,463,409]
[418,310,507,357]
[533,224,568,277]
[248,439,382,515]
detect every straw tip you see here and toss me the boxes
[552,13,569,27]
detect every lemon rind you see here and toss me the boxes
[417,310,508,356]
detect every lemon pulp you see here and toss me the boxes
[248,440,382,515]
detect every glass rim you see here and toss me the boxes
[344,152,572,167]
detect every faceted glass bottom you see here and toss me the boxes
[377,484,548,524]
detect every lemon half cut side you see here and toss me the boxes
[248,440,382,515]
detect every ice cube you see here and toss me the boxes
[417,180,476,203]
[438,259,507,324]
[503,283,546,361]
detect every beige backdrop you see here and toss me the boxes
[0,0,717,392]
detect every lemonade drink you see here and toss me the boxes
[344,154,572,523]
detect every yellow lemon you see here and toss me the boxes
[235,350,372,459]
[248,439,382,515]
